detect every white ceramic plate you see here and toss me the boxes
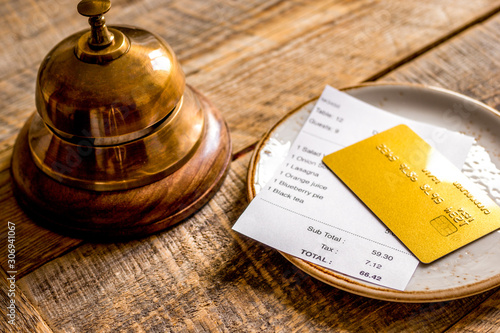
[247,83,500,302]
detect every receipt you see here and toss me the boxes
[233,86,474,290]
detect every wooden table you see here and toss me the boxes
[2,0,500,331]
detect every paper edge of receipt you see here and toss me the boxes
[233,85,475,291]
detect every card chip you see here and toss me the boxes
[431,216,457,237]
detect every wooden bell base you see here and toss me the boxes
[11,89,231,240]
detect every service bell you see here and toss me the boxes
[11,0,231,239]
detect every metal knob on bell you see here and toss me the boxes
[11,0,231,238]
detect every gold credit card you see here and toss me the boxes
[323,125,500,263]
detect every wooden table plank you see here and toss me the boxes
[15,154,499,332]
[444,291,500,332]
[0,265,53,332]
[381,14,500,110]
[2,0,499,81]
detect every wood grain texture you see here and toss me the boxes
[444,289,500,332]
[1,265,53,332]
[15,154,498,332]
[381,12,500,112]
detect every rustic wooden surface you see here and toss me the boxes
[0,266,53,332]
[2,0,500,331]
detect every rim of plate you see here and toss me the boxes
[246,82,500,302]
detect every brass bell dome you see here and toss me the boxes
[11,0,231,238]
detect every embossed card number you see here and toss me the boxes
[323,125,500,263]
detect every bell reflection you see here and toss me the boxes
[149,49,172,72]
